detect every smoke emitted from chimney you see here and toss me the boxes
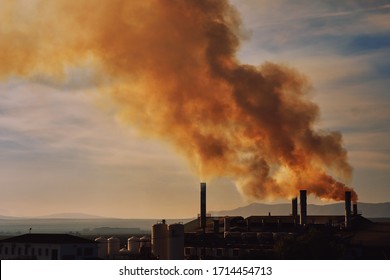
[0,0,357,202]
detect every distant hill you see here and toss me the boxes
[33,213,108,219]
[211,202,390,218]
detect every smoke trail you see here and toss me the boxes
[0,0,357,201]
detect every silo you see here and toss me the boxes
[168,223,184,260]
[127,236,140,254]
[152,222,168,259]
[140,236,151,249]
[139,236,151,256]
[107,236,120,259]
[94,236,108,259]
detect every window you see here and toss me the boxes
[31,248,35,255]
[38,248,42,256]
[5,247,8,254]
[18,248,21,255]
[45,248,49,256]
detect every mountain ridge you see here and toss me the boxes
[211,202,390,218]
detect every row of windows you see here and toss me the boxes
[0,245,50,256]
[0,245,94,257]
[184,247,240,257]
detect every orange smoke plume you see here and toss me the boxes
[0,0,357,201]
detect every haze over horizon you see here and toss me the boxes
[0,0,389,219]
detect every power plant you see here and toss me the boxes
[179,183,373,259]
[88,182,375,260]
[2,182,387,260]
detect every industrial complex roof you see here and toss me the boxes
[0,234,96,244]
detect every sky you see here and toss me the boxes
[0,0,389,218]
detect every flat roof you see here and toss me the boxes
[0,234,96,244]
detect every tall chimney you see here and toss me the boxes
[353,203,358,217]
[300,190,307,226]
[200,182,206,231]
[345,191,351,228]
[213,219,219,233]
[292,197,298,217]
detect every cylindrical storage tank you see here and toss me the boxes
[94,236,108,259]
[108,236,120,259]
[140,236,151,248]
[168,223,184,260]
[152,222,168,259]
[127,236,140,254]
[139,236,151,256]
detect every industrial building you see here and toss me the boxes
[94,182,375,260]
[4,183,384,260]
[0,234,98,260]
[180,183,378,259]
[94,221,185,260]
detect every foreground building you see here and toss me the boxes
[0,234,98,260]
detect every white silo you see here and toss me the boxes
[94,236,108,259]
[168,223,184,260]
[152,221,168,259]
[127,236,140,254]
[107,236,120,259]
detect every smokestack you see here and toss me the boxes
[292,197,298,217]
[353,203,358,217]
[223,217,230,238]
[200,182,206,230]
[300,190,307,226]
[345,191,351,228]
[213,219,219,234]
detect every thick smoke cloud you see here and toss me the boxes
[0,0,357,201]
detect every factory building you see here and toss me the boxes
[182,183,366,259]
